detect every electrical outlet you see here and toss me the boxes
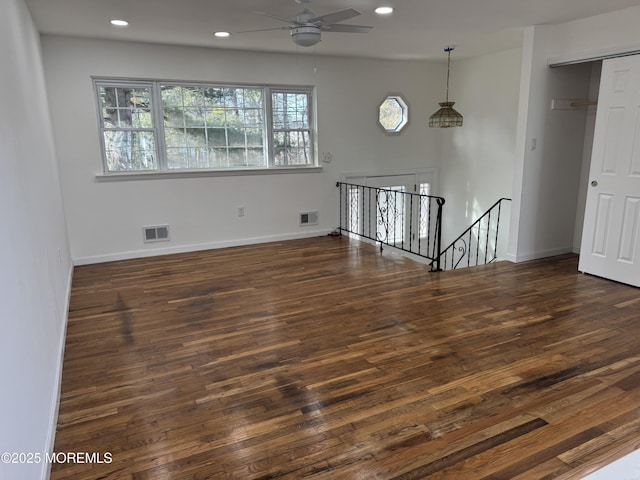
[237,206,245,217]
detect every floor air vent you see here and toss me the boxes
[143,225,170,243]
[299,211,319,226]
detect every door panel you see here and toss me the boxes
[618,196,640,263]
[579,55,640,286]
[591,194,613,257]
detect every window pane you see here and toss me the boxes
[272,92,309,129]
[232,88,244,107]
[184,148,201,169]
[99,86,153,128]
[209,148,228,167]
[164,128,185,148]
[244,89,263,108]
[206,108,227,127]
[192,148,212,168]
[206,88,226,106]
[129,89,151,106]
[273,132,286,163]
[378,95,408,133]
[103,130,157,172]
[244,109,264,126]
[182,87,205,108]
[245,128,264,146]
[100,87,117,108]
[159,84,268,169]
[161,85,183,106]
[164,107,185,127]
[222,88,236,106]
[273,131,311,166]
[130,132,157,167]
[183,108,205,127]
[228,148,247,167]
[246,148,266,167]
[166,147,187,169]
[131,110,152,128]
[186,128,206,147]
[379,98,403,129]
[224,108,243,124]
[207,128,227,146]
[228,128,246,147]
[116,109,134,128]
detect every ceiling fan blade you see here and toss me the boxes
[320,24,373,33]
[309,8,361,26]
[236,26,289,34]
[254,11,294,24]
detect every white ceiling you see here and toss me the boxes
[25,0,640,61]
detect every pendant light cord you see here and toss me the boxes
[445,46,453,103]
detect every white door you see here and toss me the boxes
[579,55,640,287]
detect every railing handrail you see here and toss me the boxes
[336,182,445,271]
[439,197,511,254]
[337,181,446,202]
[434,197,511,270]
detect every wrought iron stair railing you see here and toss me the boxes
[434,197,511,271]
[336,182,445,271]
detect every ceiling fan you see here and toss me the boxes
[239,0,373,47]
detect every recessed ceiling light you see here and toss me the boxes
[110,19,129,27]
[375,6,394,15]
[214,31,231,38]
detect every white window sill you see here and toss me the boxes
[95,166,323,182]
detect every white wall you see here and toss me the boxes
[41,36,445,263]
[549,5,640,65]
[439,48,521,249]
[508,26,591,262]
[0,1,73,479]
[509,5,640,262]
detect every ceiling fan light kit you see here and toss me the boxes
[291,25,322,47]
[429,46,463,128]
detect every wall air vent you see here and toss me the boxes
[143,225,170,243]
[299,211,319,226]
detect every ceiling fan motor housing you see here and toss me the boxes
[291,25,321,46]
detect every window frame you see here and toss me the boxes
[269,87,314,167]
[377,94,409,135]
[95,80,160,173]
[93,78,318,177]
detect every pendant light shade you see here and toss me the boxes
[429,46,463,128]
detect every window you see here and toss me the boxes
[95,80,315,174]
[271,90,313,166]
[98,83,158,172]
[161,85,265,169]
[378,95,409,134]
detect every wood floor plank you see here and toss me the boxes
[51,236,640,479]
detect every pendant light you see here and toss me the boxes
[429,46,463,128]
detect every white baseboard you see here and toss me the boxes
[73,229,332,266]
[41,263,74,480]
[504,247,574,263]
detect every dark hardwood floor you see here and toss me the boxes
[51,236,640,479]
